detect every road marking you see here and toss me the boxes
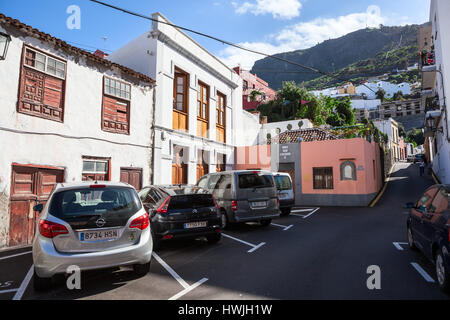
[302,208,319,219]
[291,213,306,217]
[152,252,189,289]
[12,265,34,300]
[271,223,293,231]
[369,164,395,207]
[291,209,314,213]
[0,288,19,294]
[393,242,408,251]
[168,277,208,300]
[410,262,435,283]
[0,251,32,261]
[222,233,265,253]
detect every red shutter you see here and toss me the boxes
[102,95,130,134]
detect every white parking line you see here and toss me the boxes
[271,223,293,231]
[152,252,209,300]
[0,288,19,294]
[410,262,435,283]
[0,251,32,261]
[169,277,208,300]
[12,265,33,300]
[302,208,319,219]
[291,209,314,213]
[152,252,189,289]
[393,242,408,251]
[222,233,265,253]
[291,208,320,219]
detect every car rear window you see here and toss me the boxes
[238,173,274,189]
[168,194,215,210]
[49,187,142,219]
[275,176,292,190]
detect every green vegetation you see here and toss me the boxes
[257,81,356,127]
[405,128,424,147]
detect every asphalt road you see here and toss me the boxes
[0,162,449,300]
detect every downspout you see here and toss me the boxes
[150,85,157,185]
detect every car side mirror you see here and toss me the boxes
[417,205,427,213]
[33,203,44,213]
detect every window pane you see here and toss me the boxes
[343,165,353,179]
[95,162,107,173]
[177,77,184,85]
[83,161,95,172]
[203,104,207,118]
[36,53,46,64]
[177,85,184,93]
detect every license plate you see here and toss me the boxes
[184,221,207,229]
[251,201,267,207]
[80,229,119,242]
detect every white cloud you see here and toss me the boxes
[219,5,387,68]
[233,0,302,20]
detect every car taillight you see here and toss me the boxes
[231,200,237,211]
[276,197,280,208]
[129,213,150,230]
[156,196,171,214]
[39,220,69,238]
[90,184,106,189]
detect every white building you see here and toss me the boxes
[0,14,155,248]
[108,13,259,185]
[356,81,411,99]
[426,0,450,184]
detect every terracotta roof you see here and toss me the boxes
[0,13,155,84]
[268,128,337,145]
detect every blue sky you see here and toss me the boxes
[0,0,431,68]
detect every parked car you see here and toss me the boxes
[197,170,281,228]
[414,154,424,164]
[406,184,450,293]
[273,172,295,216]
[138,185,222,249]
[407,154,416,163]
[32,182,153,291]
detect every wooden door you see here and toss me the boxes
[9,165,64,246]
[120,168,143,191]
[172,146,188,185]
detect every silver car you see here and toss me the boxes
[32,182,153,291]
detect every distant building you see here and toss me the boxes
[352,99,382,122]
[373,118,400,162]
[356,81,411,99]
[233,66,277,111]
[379,98,424,119]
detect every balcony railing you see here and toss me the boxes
[420,49,435,68]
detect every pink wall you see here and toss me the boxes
[235,145,272,170]
[301,138,383,195]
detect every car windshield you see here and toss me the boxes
[49,187,142,218]
[238,173,274,189]
[274,176,292,190]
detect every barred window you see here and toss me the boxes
[313,167,334,190]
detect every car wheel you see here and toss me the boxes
[33,269,52,292]
[280,208,291,216]
[221,210,228,229]
[435,249,450,293]
[407,225,418,251]
[206,233,222,244]
[133,261,151,276]
[260,219,272,227]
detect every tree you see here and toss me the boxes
[393,91,404,101]
[376,88,386,101]
[406,128,424,147]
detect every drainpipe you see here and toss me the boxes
[151,85,157,185]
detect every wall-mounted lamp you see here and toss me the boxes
[0,32,11,61]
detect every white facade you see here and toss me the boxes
[0,21,154,247]
[356,81,411,99]
[108,13,258,185]
[429,0,450,184]
[351,99,381,110]
[259,119,313,142]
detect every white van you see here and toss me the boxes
[273,173,295,216]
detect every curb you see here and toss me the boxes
[369,163,395,208]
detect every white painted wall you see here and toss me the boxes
[351,99,381,110]
[430,0,450,184]
[356,81,411,99]
[0,31,154,247]
[109,12,249,185]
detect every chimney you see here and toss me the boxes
[94,49,108,59]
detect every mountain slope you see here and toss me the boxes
[251,24,422,90]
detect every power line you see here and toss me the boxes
[89,0,378,94]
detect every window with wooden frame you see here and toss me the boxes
[313,167,334,190]
[197,82,209,138]
[197,149,209,181]
[18,46,67,122]
[173,68,189,132]
[82,157,110,181]
[216,92,226,143]
[216,153,226,172]
[102,76,131,135]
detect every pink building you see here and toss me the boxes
[233,67,277,111]
[234,129,384,206]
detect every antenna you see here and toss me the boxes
[102,36,108,51]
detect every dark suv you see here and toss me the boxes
[197,170,280,228]
[406,184,450,293]
[138,185,222,248]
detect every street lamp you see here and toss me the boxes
[0,32,11,60]
[426,112,443,134]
